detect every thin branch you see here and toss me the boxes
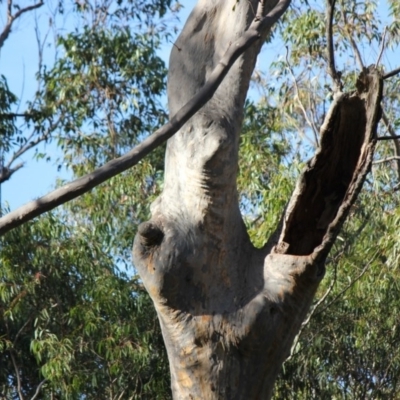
[285,260,338,362]
[3,115,62,176]
[383,66,400,80]
[375,27,387,67]
[0,1,44,49]
[13,316,33,345]
[372,156,400,165]
[380,110,400,179]
[0,113,33,119]
[30,379,47,400]
[326,0,341,91]
[10,350,25,400]
[285,48,320,145]
[284,243,377,365]
[0,162,24,184]
[315,251,378,316]
[376,135,400,141]
[341,9,364,70]
[0,0,292,236]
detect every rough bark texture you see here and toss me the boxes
[133,1,383,398]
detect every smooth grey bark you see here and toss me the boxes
[0,0,288,236]
[133,1,383,399]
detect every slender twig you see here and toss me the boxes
[0,0,292,236]
[10,350,25,400]
[30,379,47,400]
[0,162,24,184]
[13,316,33,344]
[315,251,378,316]
[116,389,126,400]
[381,110,400,179]
[285,48,320,145]
[285,260,338,362]
[376,135,400,141]
[383,66,400,80]
[4,114,62,174]
[375,27,387,67]
[341,9,364,70]
[0,113,33,119]
[372,156,400,165]
[0,1,44,49]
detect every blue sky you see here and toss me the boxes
[1,0,399,213]
[0,0,197,211]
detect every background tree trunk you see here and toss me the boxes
[133,1,383,398]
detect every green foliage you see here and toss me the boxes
[273,190,400,399]
[0,75,18,152]
[0,213,170,399]
[1,0,400,398]
[41,26,167,167]
[1,0,175,398]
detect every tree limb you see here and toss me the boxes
[0,0,44,49]
[10,349,25,400]
[376,135,400,141]
[372,156,400,165]
[0,0,292,236]
[341,9,365,70]
[375,26,387,68]
[383,66,400,80]
[326,0,341,91]
[285,47,320,145]
[0,162,24,184]
[30,379,47,400]
[315,251,378,316]
[380,110,400,180]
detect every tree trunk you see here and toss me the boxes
[133,1,383,398]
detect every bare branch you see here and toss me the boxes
[383,66,400,80]
[30,379,47,400]
[0,113,33,119]
[316,251,378,316]
[0,1,44,49]
[10,350,25,400]
[286,250,378,362]
[0,0,292,236]
[13,316,33,344]
[286,259,338,362]
[0,162,24,184]
[375,26,387,67]
[285,48,320,145]
[380,110,400,179]
[376,135,400,141]
[341,9,365,70]
[372,156,400,165]
[326,0,341,91]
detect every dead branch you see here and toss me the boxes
[383,66,400,80]
[0,162,24,184]
[0,0,44,49]
[375,27,387,67]
[0,0,292,236]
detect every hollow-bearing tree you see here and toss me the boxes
[1,0,399,398]
[132,0,384,398]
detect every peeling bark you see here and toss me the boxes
[133,1,383,398]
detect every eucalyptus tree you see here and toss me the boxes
[1,0,400,399]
